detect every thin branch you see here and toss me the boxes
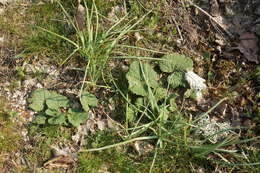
[171,16,183,42]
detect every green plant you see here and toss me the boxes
[22,2,73,60]
[28,88,97,126]
[159,53,193,73]
[26,124,74,168]
[38,0,151,91]
[81,56,194,171]
[80,54,260,172]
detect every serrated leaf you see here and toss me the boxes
[126,61,159,96]
[45,91,70,110]
[80,91,98,112]
[48,114,67,125]
[159,53,193,73]
[33,115,46,124]
[28,88,51,112]
[167,72,185,88]
[67,108,88,127]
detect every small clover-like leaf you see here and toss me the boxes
[67,108,88,127]
[48,114,67,125]
[80,91,98,112]
[45,109,58,116]
[167,72,185,88]
[45,91,70,110]
[33,114,46,124]
[28,88,51,112]
[126,61,159,96]
[159,53,193,73]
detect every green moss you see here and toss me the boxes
[26,124,75,164]
[77,150,137,173]
[0,114,21,153]
[22,2,74,63]
[0,98,22,170]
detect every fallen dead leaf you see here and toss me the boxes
[43,155,75,169]
[43,146,76,169]
[182,23,199,45]
[238,32,259,64]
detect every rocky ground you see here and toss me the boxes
[0,0,259,172]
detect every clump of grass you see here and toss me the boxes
[78,151,136,173]
[22,2,74,62]
[77,59,260,172]
[78,131,137,172]
[38,0,151,90]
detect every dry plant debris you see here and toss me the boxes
[0,0,259,172]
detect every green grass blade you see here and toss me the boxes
[36,26,79,48]
[79,136,158,152]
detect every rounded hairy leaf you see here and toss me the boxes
[45,109,58,116]
[33,115,46,125]
[135,97,145,108]
[45,91,70,110]
[126,61,159,96]
[80,91,98,112]
[67,108,88,127]
[28,88,51,112]
[48,114,67,125]
[167,72,185,88]
[168,98,178,112]
[159,53,193,73]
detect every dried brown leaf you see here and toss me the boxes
[238,32,259,63]
[43,155,75,169]
[75,4,86,30]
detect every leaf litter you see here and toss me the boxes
[237,32,259,64]
[0,0,259,172]
[43,146,77,169]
